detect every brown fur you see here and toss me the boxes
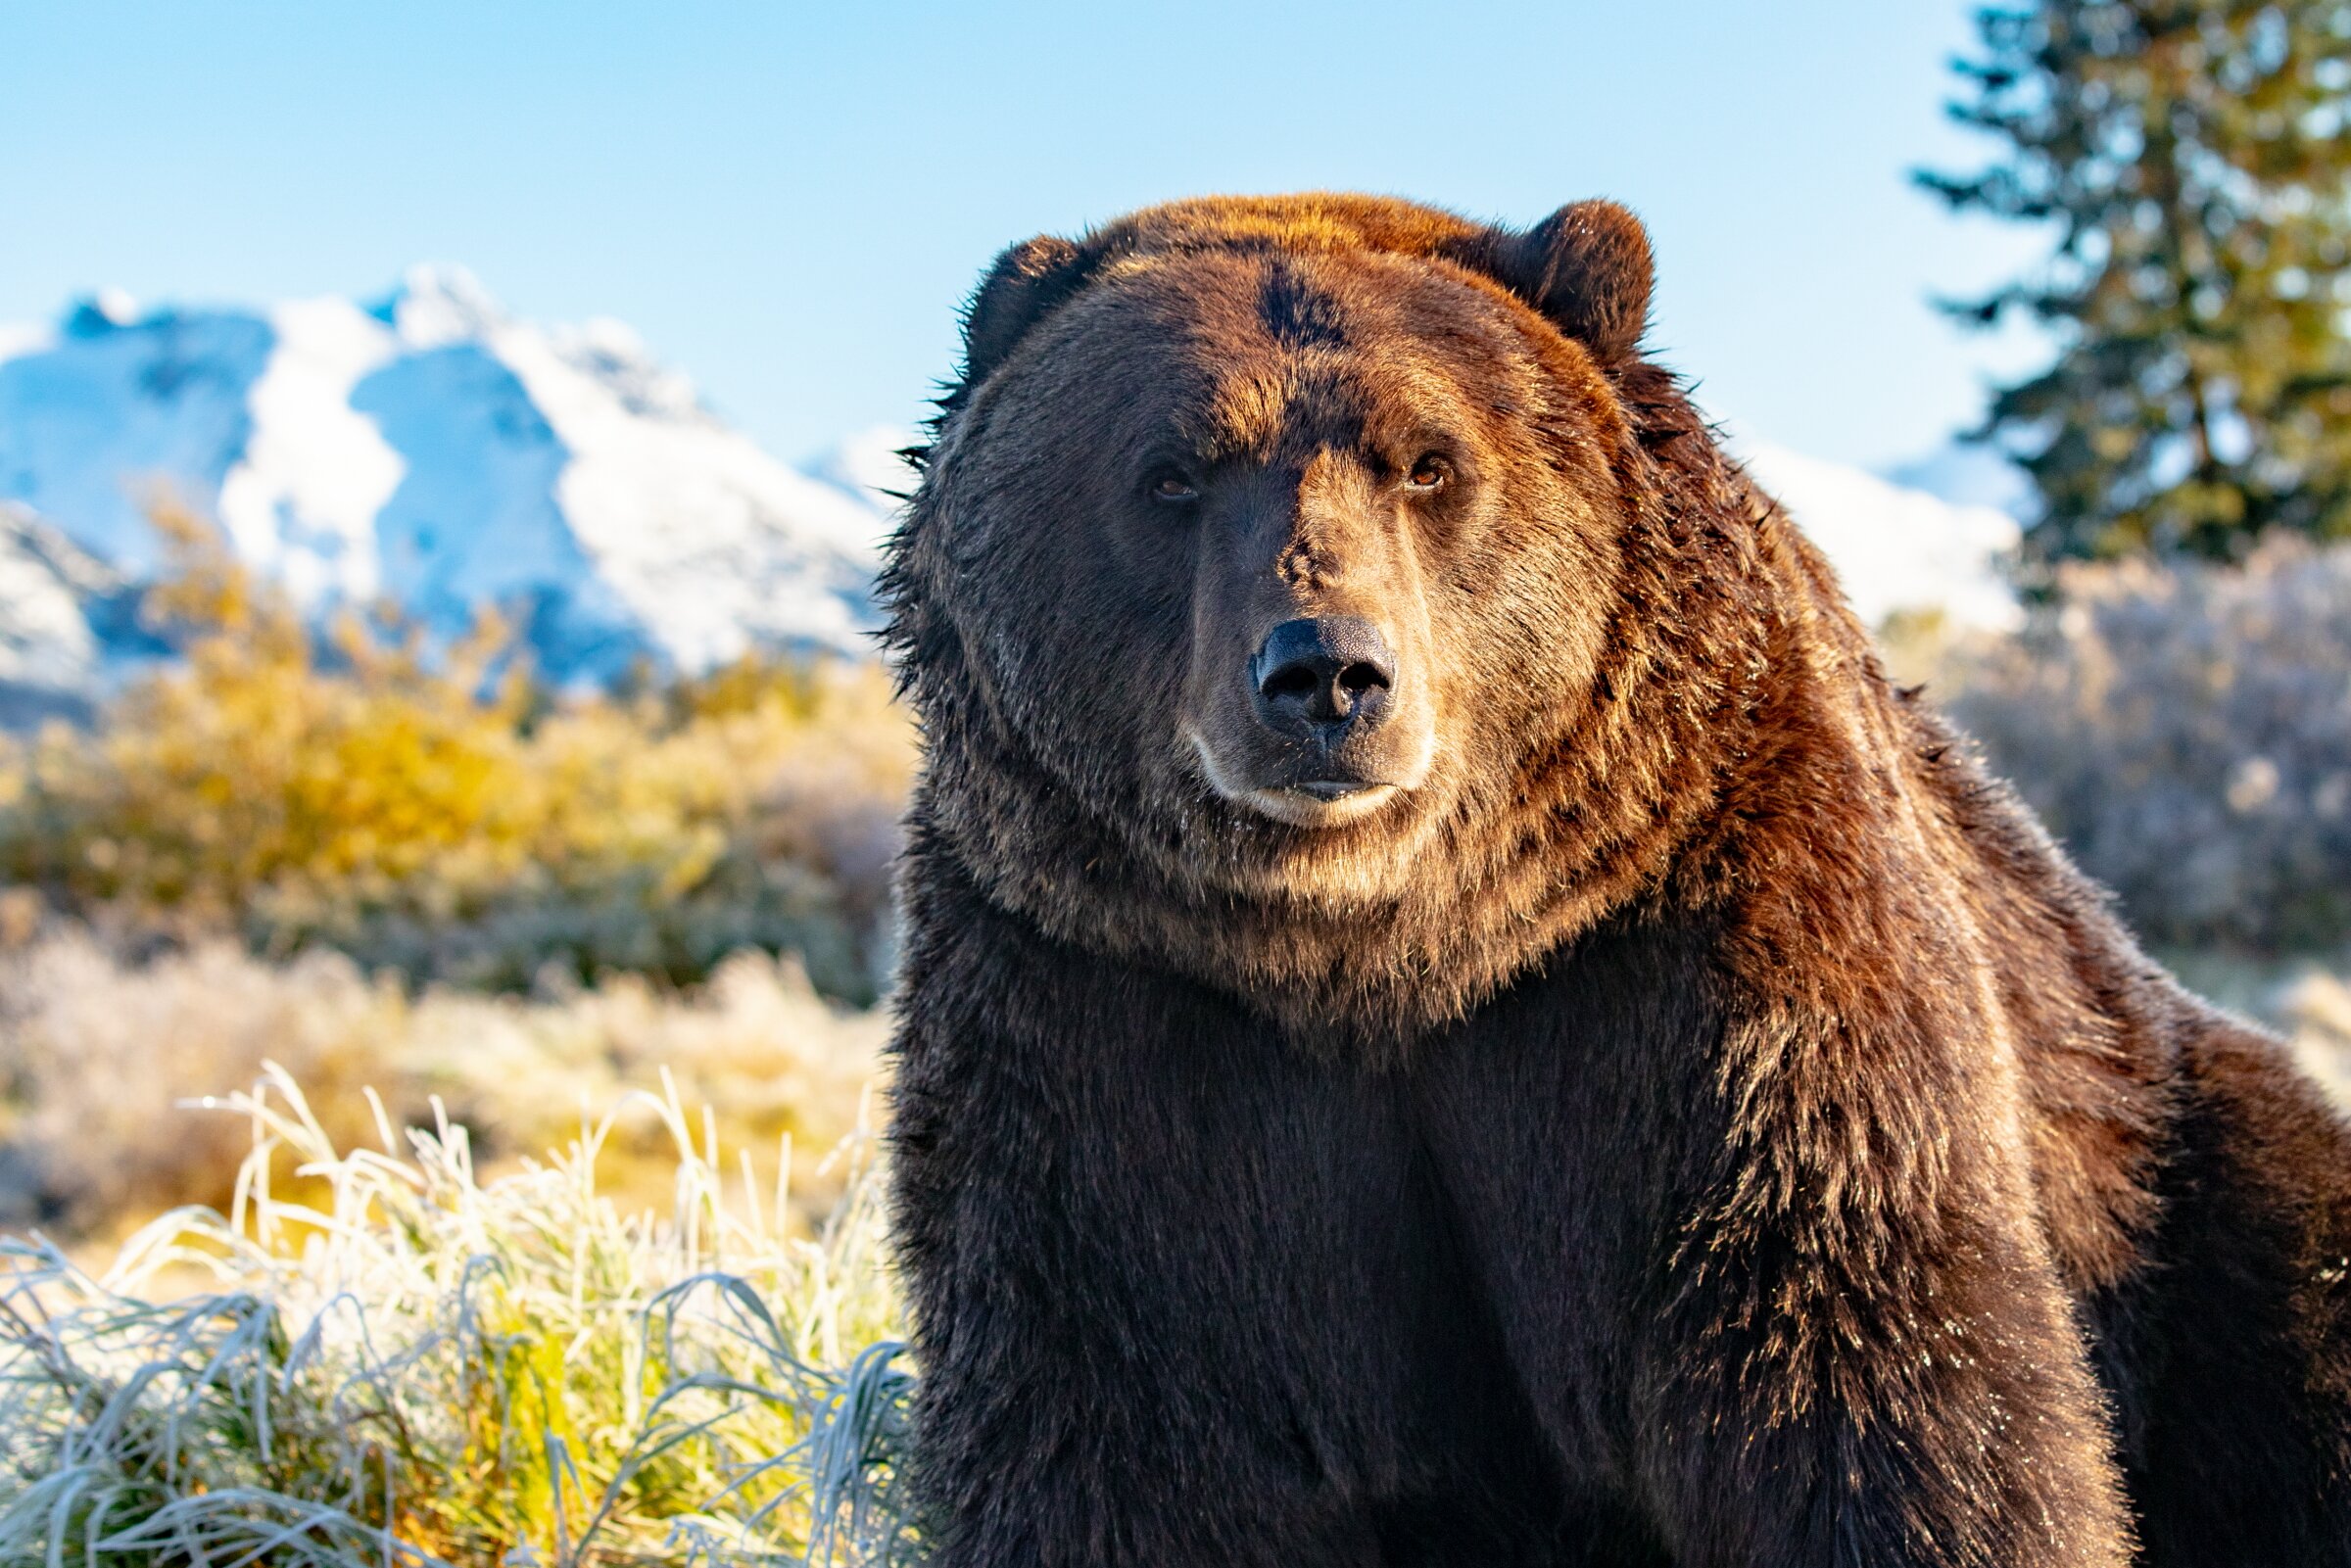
[884,193,2351,1566]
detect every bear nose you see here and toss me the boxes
[1249,617,1395,740]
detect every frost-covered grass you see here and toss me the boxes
[0,1066,921,1567]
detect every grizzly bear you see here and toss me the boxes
[881,194,2351,1566]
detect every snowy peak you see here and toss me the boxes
[1734,437,2023,632]
[368,267,704,426]
[64,287,143,337]
[550,316,707,424]
[0,500,136,723]
[0,297,277,581]
[370,263,510,351]
[0,272,895,692]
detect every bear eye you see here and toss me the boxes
[1147,470,1199,504]
[1405,454,1451,493]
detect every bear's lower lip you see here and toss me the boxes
[1290,780,1378,800]
[1183,729,1419,827]
[1241,783,1401,828]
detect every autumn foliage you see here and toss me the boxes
[0,507,913,1001]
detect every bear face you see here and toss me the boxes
[929,239,1629,886]
[889,196,1760,1042]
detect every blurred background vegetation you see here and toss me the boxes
[1922,0,2351,567]
[0,504,910,1006]
[1892,0,2351,985]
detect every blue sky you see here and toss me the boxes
[0,2,2049,471]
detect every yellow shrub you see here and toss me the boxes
[0,507,913,999]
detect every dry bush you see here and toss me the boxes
[1942,538,2351,952]
[0,507,915,1001]
[0,926,888,1242]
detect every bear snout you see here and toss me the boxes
[1248,616,1396,745]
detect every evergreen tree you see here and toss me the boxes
[1921,1,2351,564]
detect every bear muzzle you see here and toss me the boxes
[1185,614,1434,829]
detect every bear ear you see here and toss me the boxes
[956,233,1094,402]
[1486,200,1654,364]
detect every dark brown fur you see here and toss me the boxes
[883,193,2351,1566]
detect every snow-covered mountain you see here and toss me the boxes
[0,268,895,692]
[0,501,138,723]
[0,268,2028,718]
[1736,438,2023,632]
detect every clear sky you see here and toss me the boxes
[0,2,2050,471]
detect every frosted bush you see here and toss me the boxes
[1945,539,2351,951]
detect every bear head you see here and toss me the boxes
[888,194,1779,1046]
